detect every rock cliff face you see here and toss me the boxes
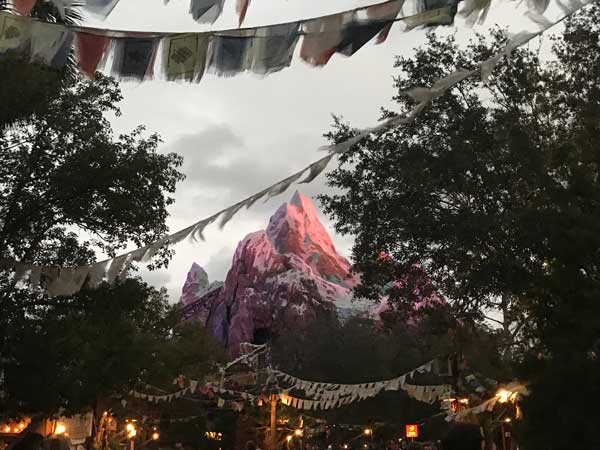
[179,192,361,355]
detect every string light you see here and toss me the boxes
[55,423,66,435]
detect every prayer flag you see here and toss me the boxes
[163,33,209,81]
[13,0,37,15]
[300,13,351,66]
[112,37,158,81]
[236,0,250,26]
[251,22,300,75]
[190,0,224,24]
[76,31,109,77]
[30,21,72,67]
[209,34,253,76]
[0,13,30,53]
[366,0,404,43]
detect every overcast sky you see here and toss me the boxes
[84,0,556,302]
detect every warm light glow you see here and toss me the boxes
[516,405,523,419]
[363,445,368,449]
[405,424,419,439]
[126,423,135,432]
[55,424,67,435]
[458,398,469,405]
[294,429,303,437]
[496,389,511,403]
[286,436,293,442]
[504,418,512,423]
[3,426,10,433]
[152,432,160,440]
[364,428,373,436]
[18,423,25,430]
[127,429,137,439]
[103,411,108,416]
[343,445,348,449]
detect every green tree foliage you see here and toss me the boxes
[319,5,600,449]
[0,67,205,419]
[0,74,184,262]
[271,314,506,445]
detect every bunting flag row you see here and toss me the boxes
[0,0,465,83]
[0,0,589,297]
[131,388,248,411]
[40,0,248,26]
[277,383,452,410]
[131,388,190,403]
[446,382,528,422]
[274,359,453,408]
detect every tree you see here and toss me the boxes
[0,70,188,421]
[319,5,600,449]
[271,313,506,446]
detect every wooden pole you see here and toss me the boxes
[270,395,277,450]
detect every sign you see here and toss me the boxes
[405,424,419,438]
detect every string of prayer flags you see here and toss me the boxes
[272,359,451,408]
[131,388,189,403]
[1,0,588,297]
[4,0,472,82]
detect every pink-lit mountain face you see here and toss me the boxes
[179,192,361,355]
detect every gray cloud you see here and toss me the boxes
[203,246,236,281]
[98,0,543,302]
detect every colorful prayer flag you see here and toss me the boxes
[112,37,158,81]
[163,33,208,81]
[76,31,109,77]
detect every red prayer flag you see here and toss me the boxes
[14,0,37,15]
[375,23,393,44]
[237,0,250,27]
[76,32,109,77]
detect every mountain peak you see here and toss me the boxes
[266,191,352,281]
[290,190,318,214]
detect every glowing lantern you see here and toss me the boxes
[405,424,419,438]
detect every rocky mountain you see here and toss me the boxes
[179,191,370,355]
